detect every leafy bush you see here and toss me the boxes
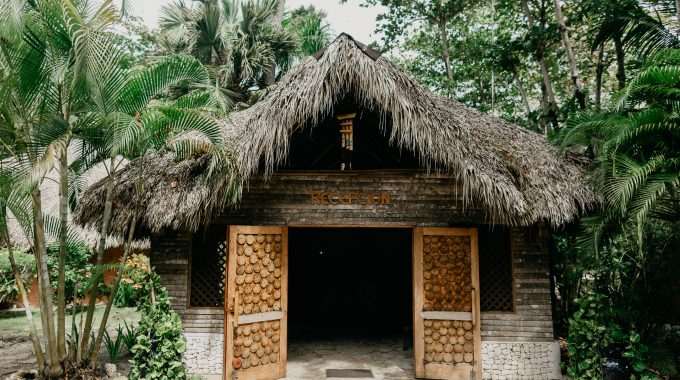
[121,320,137,354]
[45,242,109,303]
[104,326,124,364]
[129,270,187,379]
[566,291,618,379]
[0,248,35,307]
[114,253,150,308]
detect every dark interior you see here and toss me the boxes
[274,97,421,171]
[288,228,413,340]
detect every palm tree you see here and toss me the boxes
[159,0,298,103]
[1,0,235,375]
[559,48,680,250]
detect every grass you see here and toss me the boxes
[0,306,141,338]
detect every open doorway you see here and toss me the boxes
[286,228,414,379]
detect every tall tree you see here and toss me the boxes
[553,0,586,109]
[522,0,559,133]
[366,0,480,96]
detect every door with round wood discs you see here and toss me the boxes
[224,226,288,380]
[412,227,481,380]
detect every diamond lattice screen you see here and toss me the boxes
[479,227,514,312]
[190,225,228,307]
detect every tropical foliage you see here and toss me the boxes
[0,0,231,377]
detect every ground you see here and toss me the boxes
[0,306,140,378]
[285,335,414,379]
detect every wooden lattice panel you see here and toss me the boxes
[234,233,283,315]
[232,320,282,370]
[190,226,227,307]
[422,235,472,312]
[479,228,513,312]
[423,320,474,364]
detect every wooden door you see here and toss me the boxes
[412,228,481,380]
[224,226,288,380]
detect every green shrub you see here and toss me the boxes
[114,253,150,308]
[45,242,109,303]
[104,325,124,364]
[0,248,35,307]
[566,291,620,379]
[129,270,187,380]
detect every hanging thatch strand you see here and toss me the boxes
[74,33,595,238]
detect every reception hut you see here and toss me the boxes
[75,34,594,380]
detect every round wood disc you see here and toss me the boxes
[260,355,270,365]
[237,235,246,245]
[265,234,274,243]
[463,342,473,353]
[250,356,259,367]
[465,331,474,340]
[274,235,281,243]
[453,344,463,353]
[245,264,254,274]
[443,353,453,363]
[444,343,453,353]
[464,353,473,363]
[271,335,280,343]
[259,303,268,312]
[246,235,255,245]
[453,353,463,363]
[270,353,278,363]
[233,357,242,369]
[241,358,250,369]
[242,350,250,359]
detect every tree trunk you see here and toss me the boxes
[522,0,558,131]
[79,158,116,366]
[614,35,626,89]
[265,0,286,86]
[89,212,137,364]
[57,150,68,361]
[595,44,605,108]
[675,0,680,29]
[1,230,46,370]
[31,189,63,378]
[514,71,533,122]
[439,16,453,87]
[553,0,586,109]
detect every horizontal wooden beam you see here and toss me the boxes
[238,311,283,325]
[421,311,472,321]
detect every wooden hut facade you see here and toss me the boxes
[76,34,593,379]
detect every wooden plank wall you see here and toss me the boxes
[151,231,223,333]
[213,171,486,226]
[150,171,555,341]
[481,225,554,342]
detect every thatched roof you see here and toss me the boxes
[74,33,595,237]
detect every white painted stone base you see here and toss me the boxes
[185,332,223,375]
[183,334,563,379]
[481,341,561,380]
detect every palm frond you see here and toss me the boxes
[116,54,211,115]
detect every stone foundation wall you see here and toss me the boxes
[185,333,223,374]
[481,341,561,380]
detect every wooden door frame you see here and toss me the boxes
[223,226,289,380]
[412,227,482,379]
[222,224,481,379]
